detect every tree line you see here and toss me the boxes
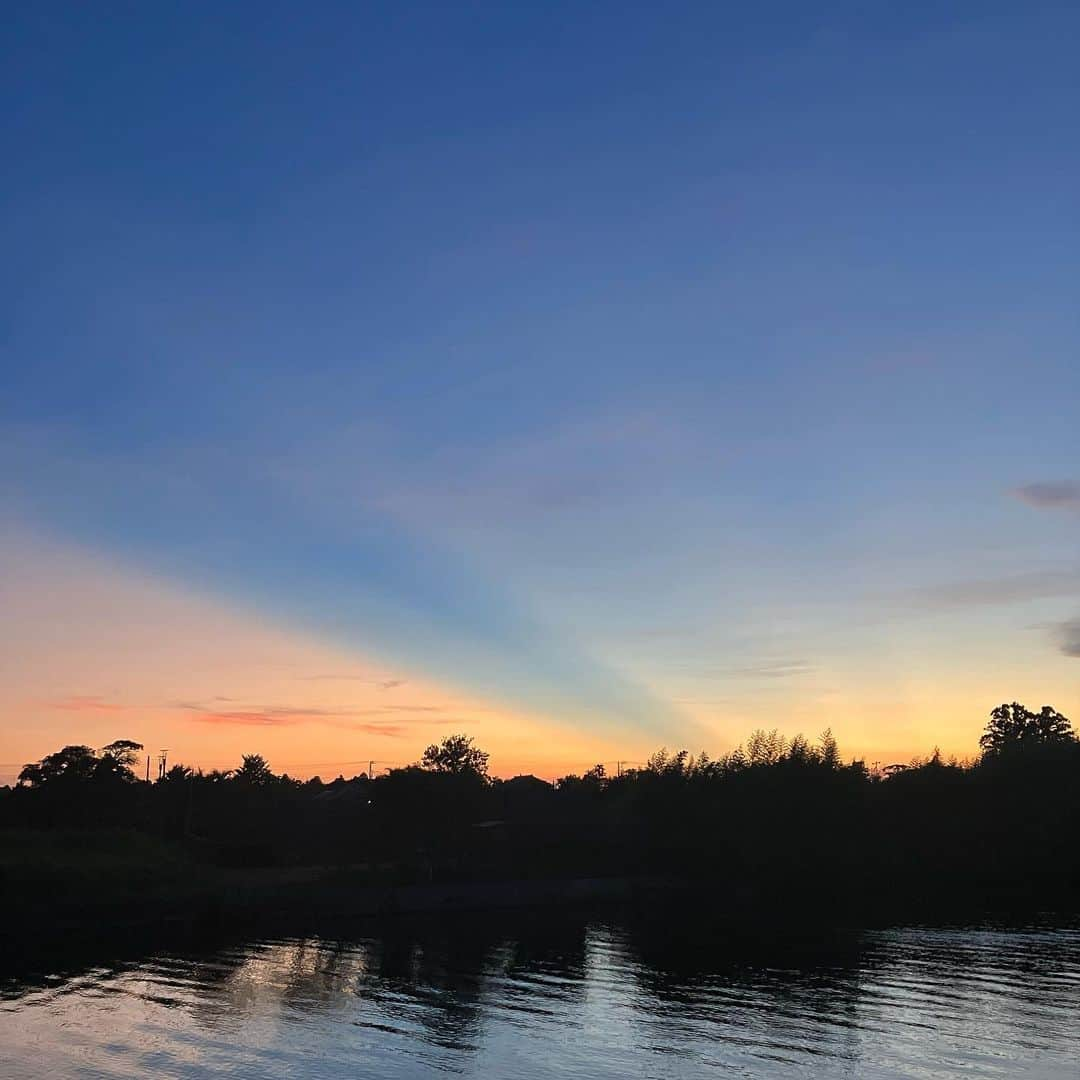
[2,703,1078,918]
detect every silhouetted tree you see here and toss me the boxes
[236,754,274,785]
[979,702,1075,755]
[96,739,144,782]
[100,739,143,768]
[161,764,194,783]
[819,728,841,769]
[18,745,99,788]
[646,748,690,775]
[746,729,786,766]
[421,734,490,778]
[5,704,1080,918]
[17,740,144,789]
[786,734,817,765]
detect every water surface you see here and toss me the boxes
[3,915,1079,1078]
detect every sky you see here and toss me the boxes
[2,2,1078,783]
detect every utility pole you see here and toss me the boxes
[184,771,195,837]
[145,756,151,783]
[157,749,168,781]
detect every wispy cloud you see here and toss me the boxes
[369,704,444,713]
[372,409,721,523]
[189,708,413,737]
[298,674,371,682]
[191,707,340,726]
[904,569,1080,610]
[1058,618,1080,658]
[46,695,127,713]
[343,723,406,737]
[177,699,447,728]
[732,659,815,679]
[1009,482,1080,513]
[193,710,305,726]
[683,659,815,681]
[672,697,737,706]
[296,674,407,690]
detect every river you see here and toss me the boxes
[2,913,1079,1077]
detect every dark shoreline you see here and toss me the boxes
[4,859,1077,965]
[1,868,659,944]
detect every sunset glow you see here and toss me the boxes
[2,4,1078,785]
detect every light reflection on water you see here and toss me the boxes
[2,918,1079,1078]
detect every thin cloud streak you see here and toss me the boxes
[46,695,128,713]
[1010,482,1080,512]
[902,569,1080,610]
[680,659,815,681]
[1058,618,1080,658]
[296,675,408,690]
[191,710,411,738]
[179,699,453,728]
[193,710,324,727]
[731,659,816,680]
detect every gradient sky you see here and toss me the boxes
[3,2,1079,783]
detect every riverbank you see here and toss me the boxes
[0,828,662,951]
[4,828,1078,958]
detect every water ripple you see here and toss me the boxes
[1,920,1079,1078]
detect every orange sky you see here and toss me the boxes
[6,521,1071,787]
[0,523,656,784]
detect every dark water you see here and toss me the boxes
[3,914,1079,1078]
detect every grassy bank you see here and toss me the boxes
[0,829,333,937]
[3,826,1077,958]
[0,828,649,951]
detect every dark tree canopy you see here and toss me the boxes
[236,754,274,785]
[17,740,143,788]
[100,739,143,767]
[162,764,194,783]
[421,734,490,778]
[979,702,1074,755]
[5,709,1080,923]
[18,745,98,788]
[97,739,145,781]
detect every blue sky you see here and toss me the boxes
[2,2,1079,768]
